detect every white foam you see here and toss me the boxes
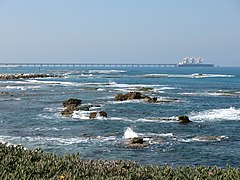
[143,73,235,79]
[190,107,240,121]
[6,85,41,91]
[179,136,228,142]
[124,127,139,139]
[89,70,126,74]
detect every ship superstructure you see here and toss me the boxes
[177,57,214,67]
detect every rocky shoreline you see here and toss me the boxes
[0,73,62,80]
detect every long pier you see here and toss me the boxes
[0,63,177,67]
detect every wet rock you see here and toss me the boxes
[89,111,108,119]
[127,137,150,148]
[0,73,62,80]
[115,93,127,101]
[61,106,79,117]
[178,116,191,123]
[99,111,108,118]
[89,112,98,119]
[61,98,82,117]
[115,91,146,101]
[144,97,158,103]
[63,98,82,108]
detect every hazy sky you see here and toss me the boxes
[0,0,239,66]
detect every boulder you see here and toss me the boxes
[89,111,108,119]
[129,137,144,144]
[99,111,108,118]
[61,106,79,117]
[127,137,149,148]
[115,93,126,101]
[63,98,82,108]
[178,116,191,123]
[115,92,143,101]
[89,112,98,119]
[125,92,142,99]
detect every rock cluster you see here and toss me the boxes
[0,74,62,80]
[61,98,82,117]
[115,91,157,103]
[61,98,107,119]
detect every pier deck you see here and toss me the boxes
[0,63,177,67]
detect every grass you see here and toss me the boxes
[0,143,239,179]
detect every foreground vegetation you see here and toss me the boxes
[0,143,239,179]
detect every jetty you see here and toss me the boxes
[0,63,177,68]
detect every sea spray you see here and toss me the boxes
[124,127,138,139]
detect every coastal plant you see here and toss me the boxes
[0,143,239,179]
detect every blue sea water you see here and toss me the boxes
[0,66,240,168]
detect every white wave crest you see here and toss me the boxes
[124,127,138,139]
[89,70,126,74]
[190,107,240,121]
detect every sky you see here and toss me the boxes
[0,0,239,66]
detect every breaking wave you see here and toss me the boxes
[190,107,240,121]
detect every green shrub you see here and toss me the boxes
[0,143,239,179]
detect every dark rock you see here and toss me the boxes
[99,111,108,118]
[115,93,126,101]
[89,111,108,119]
[125,92,142,99]
[144,96,158,103]
[127,137,149,148]
[115,92,143,101]
[178,116,191,123]
[61,106,79,117]
[78,105,91,111]
[129,137,144,144]
[63,98,82,108]
[89,112,97,119]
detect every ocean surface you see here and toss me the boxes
[0,66,240,168]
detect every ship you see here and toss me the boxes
[177,57,214,67]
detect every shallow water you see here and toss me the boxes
[0,66,240,167]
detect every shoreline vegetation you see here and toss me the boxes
[0,143,239,179]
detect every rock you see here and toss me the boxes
[78,105,91,111]
[115,93,126,101]
[178,116,191,123]
[89,111,108,119]
[144,96,158,103]
[0,73,62,80]
[129,137,144,144]
[89,112,97,119]
[115,92,143,101]
[99,111,108,118]
[61,98,82,117]
[125,92,142,99]
[127,137,149,148]
[63,98,82,108]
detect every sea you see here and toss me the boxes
[0,66,240,168]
